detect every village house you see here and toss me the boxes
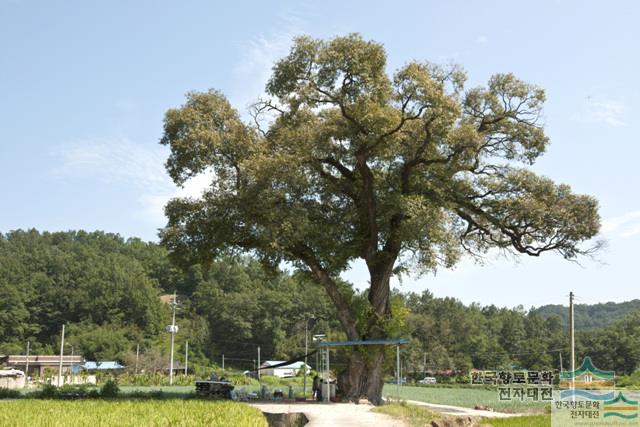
[259,361,311,378]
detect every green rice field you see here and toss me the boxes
[0,400,267,427]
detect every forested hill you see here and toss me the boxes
[1,229,639,376]
[532,300,640,330]
[0,229,340,370]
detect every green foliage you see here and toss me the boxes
[158,35,600,400]
[100,379,120,397]
[115,373,199,387]
[159,32,600,288]
[0,387,22,399]
[0,230,164,359]
[29,384,101,400]
[0,228,636,383]
[617,370,640,388]
[57,384,100,399]
[0,230,340,374]
[401,291,569,375]
[258,375,304,388]
[36,384,59,399]
[577,311,640,375]
[532,300,640,330]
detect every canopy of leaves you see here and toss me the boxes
[160,34,600,284]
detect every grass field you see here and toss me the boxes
[373,402,438,427]
[374,402,551,427]
[483,415,550,427]
[383,385,549,413]
[0,400,267,427]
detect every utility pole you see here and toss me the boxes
[325,346,330,403]
[303,318,310,399]
[135,344,140,374]
[58,324,65,387]
[69,344,75,385]
[257,346,261,380]
[423,352,427,378]
[559,351,563,373]
[25,341,30,381]
[396,344,401,401]
[569,291,575,391]
[184,341,188,375]
[222,354,225,370]
[169,291,177,385]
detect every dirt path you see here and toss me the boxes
[404,399,526,418]
[250,401,407,427]
[251,400,529,426]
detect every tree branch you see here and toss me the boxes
[291,244,361,341]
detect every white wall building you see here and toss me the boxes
[0,369,25,389]
[260,361,311,378]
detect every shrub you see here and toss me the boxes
[37,384,59,398]
[617,371,640,388]
[57,384,100,399]
[0,387,22,399]
[100,379,120,397]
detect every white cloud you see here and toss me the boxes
[229,17,306,112]
[53,138,168,190]
[52,138,213,228]
[573,98,627,127]
[476,35,489,45]
[601,211,640,238]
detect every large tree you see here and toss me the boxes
[159,34,600,403]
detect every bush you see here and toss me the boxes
[113,372,199,387]
[32,384,102,400]
[100,380,120,397]
[617,371,640,388]
[0,387,22,399]
[37,384,59,398]
[57,384,100,399]
[223,373,259,386]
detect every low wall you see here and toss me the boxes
[45,375,97,386]
[0,375,25,389]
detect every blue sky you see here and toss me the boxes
[1,0,638,307]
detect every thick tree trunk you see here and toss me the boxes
[337,345,386,405]
[301,243,397,405]
[336,269,393,405]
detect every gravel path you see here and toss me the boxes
[250,401,407,427]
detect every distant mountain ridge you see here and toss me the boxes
[532,299,640,330]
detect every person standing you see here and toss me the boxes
[312,375,320,401]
